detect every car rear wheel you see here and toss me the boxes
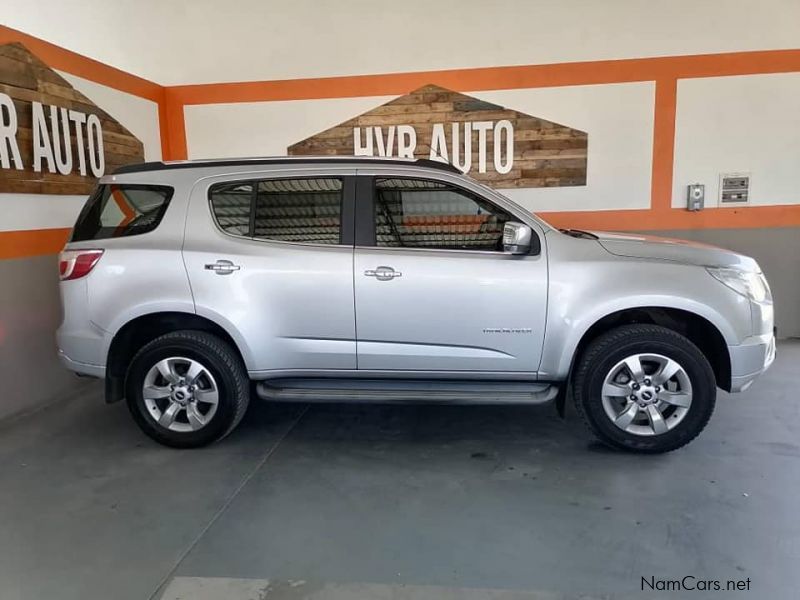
[125,330,249,448]
[573,324,716,453]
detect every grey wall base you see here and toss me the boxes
[643,226,799,338]
[0,254,90,420]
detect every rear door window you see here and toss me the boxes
[209,177,344,245]
[71,184,174,242]
[254,178,342,245]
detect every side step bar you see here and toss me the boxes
[256,378,559,405]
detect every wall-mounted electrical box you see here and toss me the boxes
[719,173,750,205]
[687,183,705,211]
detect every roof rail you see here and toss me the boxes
[113,156,463,175]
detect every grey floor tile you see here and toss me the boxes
[2,342,798,600]
[0,388,304,600]
[170,342,800,599]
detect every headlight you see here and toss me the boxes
[707,267,772,303]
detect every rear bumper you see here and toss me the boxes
[728,330,776,392]
[58,349,106,379]
[57,278,108,373]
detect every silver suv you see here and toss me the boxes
[57,157,775,452]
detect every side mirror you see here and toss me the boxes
[503,221,532,255]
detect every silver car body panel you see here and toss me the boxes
[352,166,549,373]
[182,166,358,372]
[353,245,547,372]
[594,231,760,270]
[56,158,774,395]
[537,230,764,380]
[57,170,195,376]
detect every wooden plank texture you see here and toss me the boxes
[288,84,587,189]
[0,42,144,195]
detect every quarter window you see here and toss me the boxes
[71,184,173,242]
[209,177,343,244]
[373,178,511,251]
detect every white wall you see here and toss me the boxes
[5,0,800,85]
[185,95,395,159]
[476,83,654,212]
[185,82,654,213]
[59,73,162,162]
[672,72,800,208]
[0,195,86,232]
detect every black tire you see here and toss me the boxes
[573,324,716,453]
[125,330,249,448]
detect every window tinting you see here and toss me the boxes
[374,178,511,250]
[254,178,342,244]
[209,181,253,236]
[71,184,173,242]
[209,178,343,244]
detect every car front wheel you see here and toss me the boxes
[573,324,716,453]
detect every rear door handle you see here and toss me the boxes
[205,260,241,275]
[364,266,402,281]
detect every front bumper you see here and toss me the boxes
[727,330,776,392]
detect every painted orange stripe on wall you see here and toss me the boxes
[0,25,162,102]
[542,205,800,232]
[167,49,800,106]
[0,228,71,260]
[161,48,800,214]
[163,89,188,163]
[0,25,172,161]
[650,79,678,212]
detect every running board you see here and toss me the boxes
[256,378,559,405]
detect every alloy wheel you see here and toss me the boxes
[600,353,692,436]
[141,357,219,432]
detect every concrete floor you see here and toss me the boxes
[1,341,798,600]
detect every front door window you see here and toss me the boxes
[373,178,511,251]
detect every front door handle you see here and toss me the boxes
[205,260,241,275]
[364,266,402,281]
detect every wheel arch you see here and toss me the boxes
[105,311,250,403]
[555,306,732,393]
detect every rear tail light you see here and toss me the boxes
[59,249,104,281]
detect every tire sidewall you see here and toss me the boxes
[126,337,239,448]
[577,332,716,452]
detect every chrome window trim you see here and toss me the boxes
[354,244,526,257]
[207,227,354,250]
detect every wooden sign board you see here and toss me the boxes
[0,42,144,195]
[288,84,587,189]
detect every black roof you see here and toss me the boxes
[113,156,462,175]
